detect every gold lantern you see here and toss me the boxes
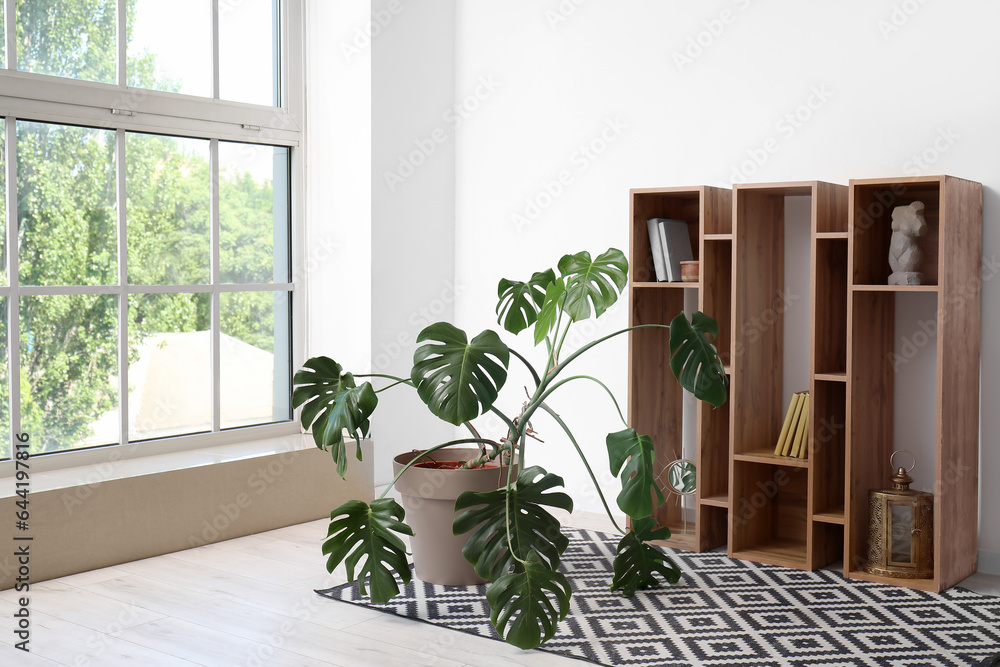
[864,450,934,579]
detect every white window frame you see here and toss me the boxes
[0,0,307,474]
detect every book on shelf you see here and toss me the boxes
[774,392,803,456]
[649,218,693,282]
[789,394,809,459]
[645,218,668,282]
[774,391,809,459]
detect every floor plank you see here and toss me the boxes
[1,516,612,666]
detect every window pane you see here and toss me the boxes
[128,0,211,96]
[128,293,211,440]
[126,133,210,285]
[20,295,118,453]
[0,298,8,460]
[17,0,117,84]
[221,291,290,429]
[0,119,6,288]
[17,121,117,286]
[220,0,277,106]
[220,142,289,283]
[1,1,5,69]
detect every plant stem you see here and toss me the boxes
[534,374,627,426]
[520,324,669,429]
[508,348,541,389]
[373,378,413,394]
[539,404,625,535]
[354,373,411,383]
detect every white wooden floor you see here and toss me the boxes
[0,515,605,667]
[5,512,997,666]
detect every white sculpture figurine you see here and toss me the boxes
[888,201,928,286]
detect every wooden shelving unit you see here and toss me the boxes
[846,175,982,592]
[729,181,848,571]
[628,185,731,552]
[627,176,981,591]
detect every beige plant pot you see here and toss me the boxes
[393,447,516,586]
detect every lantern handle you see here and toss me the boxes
[890,449,916,473]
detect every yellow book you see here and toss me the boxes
[774,392,803,455]
[790,393,810,458]
[780,393,806,457]
[801,412,810,459]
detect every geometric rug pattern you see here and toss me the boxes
[316,528,1000,667]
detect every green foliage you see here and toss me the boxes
[7,4,281,455]
[610,516,681,597]
[292,357,377,478]
[322,499,414,604]
[669,311,729,408]
[411,323,510,426]
[453,466,573,582]
[486,558,572,650]
[606,428,664,518]
[17,0,119,83]
[533,278,566,346]
[495,269,555,335]
[557,248,628,321]
[294,247,730,649]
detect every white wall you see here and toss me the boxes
[450,0,1000,565]
[305,0,372,374]
[370,0,459,482]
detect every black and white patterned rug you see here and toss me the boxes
[316,528,1000,666]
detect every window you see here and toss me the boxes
[0,0,302,459]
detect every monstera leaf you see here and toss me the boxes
[669,311,728,408]
[532,278,566,346]
[486,557,572,650]
[496,269,556,335]
[322,498,414,604]
[293,356,377,477]
[610,516,681,597]
[454,466,573,582]
[557,248,628,322]
[606,428,664,519]
[411,323,510,425]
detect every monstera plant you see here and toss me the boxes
[293,248,727,650]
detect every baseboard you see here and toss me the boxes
[979,549,1000,575]
[0,437,373,590]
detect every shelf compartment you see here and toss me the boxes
[698,399,730,502]
[629,187,715,284]
[812,522,845,570]
[847,568,940,593]
[731,462,809,568]
[700,238,732,366]
[647,529,698,551]
[733,449,810,468]
[810,381,846,518]
[631,281,698,290]
[851,284,939,293]
[814,237,848,375]
[850,178,941,286]
[732,540,808,570]
[700,494,729,508]
[813,507,845,524]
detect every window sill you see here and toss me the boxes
[0,423,311,495]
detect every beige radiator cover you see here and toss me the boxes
[0,440,374,590]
